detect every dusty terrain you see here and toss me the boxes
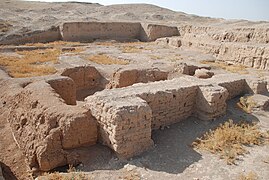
[0,1,269,180]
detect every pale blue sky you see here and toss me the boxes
[26,0,269,21]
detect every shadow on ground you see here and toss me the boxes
[0,161,17,180]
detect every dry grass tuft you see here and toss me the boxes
[238,171,258,180]
[200,60,248,74]
[41,165,87,180]
[25,41,84,47]
[121,46,142,53]
[41,172,87,180]
[149,55,162,60]
[192,120,266,165]
[61,47,85,55]
[0,49,60,78]
[94,41,116,46]
[169,54,183,62]
[119,170,140,180]
[0,21,12,32]
[87,54,129,65]
[236,96,256,114]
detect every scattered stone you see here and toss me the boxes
[124,164,136,172]
[247,94,269,111]
[194,69,214,79]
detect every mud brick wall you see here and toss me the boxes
[61,66,103,91]
[107,68,168,88]
[0,26,62,45]
[140,23,180,41]
[86,96,153,158]
[85,78,199,157]
[216,43,269,70]
[85,75,256,158]
[176,33,269,70]
[5,80,97,171]
[138,86,197,129]
[46,76,77,105]
[62,22,142,42]
[0,21,180,45]
[245,77,268,94]
[195,85,229,120]
[62,22,180,42]
[214,76,247,99]
[178,25,269,44]
[61,65,106,100]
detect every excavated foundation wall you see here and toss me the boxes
[85,74,255,158]
[140,23,180,41]
[0,26,62,45]
[62,22,142,42]
[62,22,180,42]
[107,68,168,88]
[1,73,266,171]
[0,22,180,45]
[179,25,269,44]
[177,25,269,70]
[156,33,269,70]
[0,78,97,171]
[47,76,77,105]
[180,36,269,70]
[61,65,106,100]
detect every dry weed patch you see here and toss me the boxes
[0,49,60,77]
[41,165,87,180]
[149,55,162,60]
[200,60,248,74]
[192,120,266,165]
[87,54,129,65]
[238,171,258,180]
[120,170,140,180]
[25,41,84,47]
[95,41,116,46]
[61,47,85,55]
[41,172,86,180]
[0,21,12,32]
[169,54,183,62]
[121,46,142,53]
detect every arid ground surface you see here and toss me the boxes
[0,1,269,180]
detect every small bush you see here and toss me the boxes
[192,120,266,164]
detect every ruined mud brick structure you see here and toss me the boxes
[0,22,180,45]
[0,21,269,172]
[157,25,269,70]
[1,69,267,171]
[107,67,168,88]
[1,21,268,70]
[85,74,250,158]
